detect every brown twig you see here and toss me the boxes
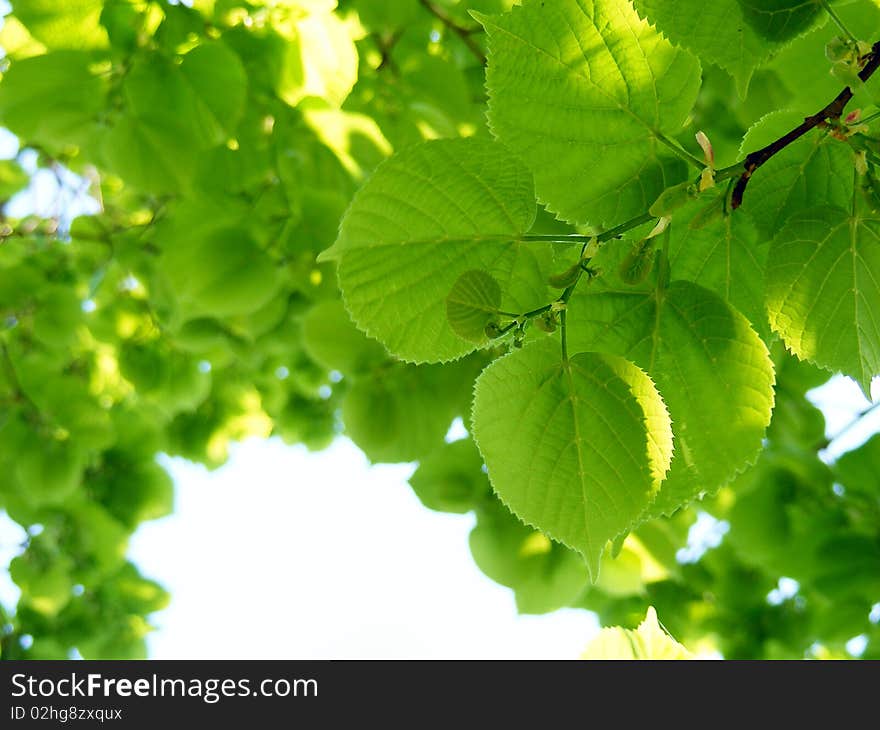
[418,0,486,65]
[732,40,880,209]
[375,31,401,74]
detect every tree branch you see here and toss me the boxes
[375,31,401,73]
[731,40,880,209]
[419,0,487,65]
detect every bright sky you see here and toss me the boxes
[127,434,601,659]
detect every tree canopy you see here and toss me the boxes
[1,0,880,660]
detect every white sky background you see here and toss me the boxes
[128,436,601,659]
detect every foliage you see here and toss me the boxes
[581,606,692,659]
[0,0,879,659]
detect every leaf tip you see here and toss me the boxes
[316,242,341,263]
[584,547,602,584]
[467,10,493,29]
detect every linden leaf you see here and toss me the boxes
[320,138,543,363]
[766,206,880,393]
[446,270,503,344]
[478,0,701,227]
[582,606,693,659]
[472,340,673,578]
[632,0,823,96]
[567,280,775,518]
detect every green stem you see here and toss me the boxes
[660,224,671,284]
[560,308,568,361]
[655,131,706,170]
[498,302,554,320]
[714,161,748,183]
[852,165,859,217]
[506,212,656,337]
[859,110,880,125]
[819,0,859,46]
[521,233,594,243]
[521,212,655,247]
[595,212,656,243]
[501,322,518,336]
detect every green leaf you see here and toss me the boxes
[478,0,701,227]
[66,501,129,578]
[813,535,880,602]
[102,116,186,193]
[351,0,421,34]
[179,40,248,139]
[32,285,83,349]
[667,200,768,334]
[343,360,478,463]
[0,159,30,199]
[159,226,282,319]
[812,599,874,644]
[14,369,113,450]
[582,606,692,659]
[835,434,880,500]
[103,46,247,192]
[409,437,491,514]
[112,562,171,615]
[768,2,880,114]
[274,5,359,108]
[301,299,388,375]
[736,0,824,42]
[301,105,392,180]
[469,499,590,614]
[96,461,174,529]
[13,0,108,50]
[0,16,48,60]
[10,555,74,617]
[631,0,821,96]
[15,436,86,506]
[472,339,673,577]
[567,280,775,518]
[726,471,799,573]
[766,206,880,391]
[445,269,502,344]
[321,138,541,363]
[738,111,854,238]
[767,351,829,449]
[0,51,104,148]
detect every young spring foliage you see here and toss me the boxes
[767,207,880,392]
[478,0,702,227]
[3,0,880,659]
[319,138,541,362]
[327,0,880,580]
[472,341,673,576]
[582,606,692,659]
[631,0,826,96]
